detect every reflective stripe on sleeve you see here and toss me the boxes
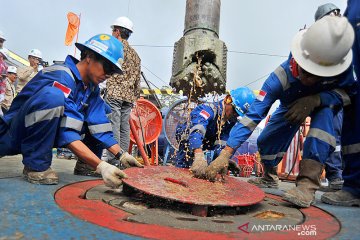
[343,143,360,155]
[42,65,75,82]
[307,128,336,148]
[238,116,257,131]
[260,152,286,160]
[25,106,64,127]
[214,140,227,146]
[60,116,83,132]
[88,123,113,134]
[189,124,206,136]
[332,89,351,106]
[274,66,290,91]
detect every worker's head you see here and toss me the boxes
[111,16,134,40]
[76,34,124,85]
[224,87,255,119]
[6,66,17,82]
[315,3,341,21]
[0,30,5,49]
[291,16,354,86]
[28,49,42,67]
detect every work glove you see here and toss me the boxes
[284,94,321,125]
[120,152,144,168]
[204,150,233,181]
[190,151,208,178]
[96,161,128,188]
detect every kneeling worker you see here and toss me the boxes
[175,87,256,177]
[0,34,142,188]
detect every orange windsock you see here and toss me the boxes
[65,12,80,46]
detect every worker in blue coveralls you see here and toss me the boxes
[197,16,356,208]
[321,0,360,207]
[314,3,345,191]
[0,34,143,188]
[175,87,255,178]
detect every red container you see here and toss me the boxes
[234,154,256,178]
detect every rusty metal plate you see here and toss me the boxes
[122,166,265,207]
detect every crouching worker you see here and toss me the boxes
[197,16,356,208]
[175,87,255,178]
[0,34,143,188]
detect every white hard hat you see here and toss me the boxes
[28,49,42,59]
[291,16,354,77]
[7,66,17,74]
[0,30,5,41]
[111,16,134,33]
[0,49,7,60]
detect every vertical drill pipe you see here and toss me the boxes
[184,0,221,36]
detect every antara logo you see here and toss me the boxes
[238,222,250,234]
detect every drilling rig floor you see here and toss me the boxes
[0,155,359,239]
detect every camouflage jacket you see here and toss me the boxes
[16,66,38,94]
[1,78,15,110]
[106,39,141,103]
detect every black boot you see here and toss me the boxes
[248,164,279,188]
[74,160,101,177]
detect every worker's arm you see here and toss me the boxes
[107,143,143,168]
[67,140,101,168]
[67,141,129,168]
[285,68,356,124]
[186,105,215,178]
[204,66,284,181]
[68,140,127,188]
[226,69,282,150]
[319,67,357,108]
[187,104,215,151]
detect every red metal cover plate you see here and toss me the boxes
[122,166,265,206]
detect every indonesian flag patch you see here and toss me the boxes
[257,90,267,101]
[52,81,71,98]
[199,110,211,120]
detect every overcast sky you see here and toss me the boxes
[0,0,348,91]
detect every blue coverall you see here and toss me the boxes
[325,110,343,181]
[226,54,356,168]
[0,56,117,171]
[342,0,360,197]
[175,101,237,168]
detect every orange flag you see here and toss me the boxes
[65,12,80,46]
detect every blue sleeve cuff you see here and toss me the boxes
[57,131,81,147]
[188,132,203,151]
[226,122,253,150]
[319,91,343,107]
